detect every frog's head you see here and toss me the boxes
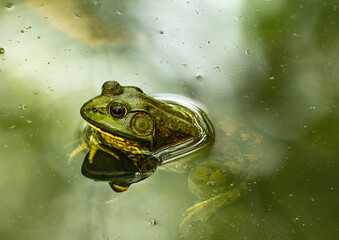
[80,81,155,151]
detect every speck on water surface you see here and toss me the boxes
[150,219,157,226]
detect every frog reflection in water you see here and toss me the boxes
[70,81,262,225]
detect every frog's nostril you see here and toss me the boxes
[93,107,98,113]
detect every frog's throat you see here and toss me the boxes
[86,122,142,154]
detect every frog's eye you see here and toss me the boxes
[110,103,127,118]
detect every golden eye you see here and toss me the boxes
[110,103,127,118]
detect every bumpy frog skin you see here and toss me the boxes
[70,81,262,226]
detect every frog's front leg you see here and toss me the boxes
[68,138,120,164]
[180,181,249,227]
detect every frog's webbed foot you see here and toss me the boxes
[180,182,248,228]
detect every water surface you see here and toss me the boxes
[0,0,338,239]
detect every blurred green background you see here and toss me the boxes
[0,0,338,239]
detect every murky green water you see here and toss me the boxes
[0,0,338,239]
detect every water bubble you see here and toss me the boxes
[236,16,247,21]
[0,48,4,54]
[288,193,295,198]
[160,30,164,34]
[9,125,16,129]
[245,49,252,55]
[93,0,101,5]
[309,106,316,110]
[150,219,157,226]
[6,3,13,9]
[291,216,300,222]
[19,104,27,110]
[269,76,275,80]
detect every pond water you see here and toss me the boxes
[0,0,338,239]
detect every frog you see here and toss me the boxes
[69,81,214,192]
[69,81,262,226]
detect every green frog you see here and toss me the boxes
[70,81,262,226]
